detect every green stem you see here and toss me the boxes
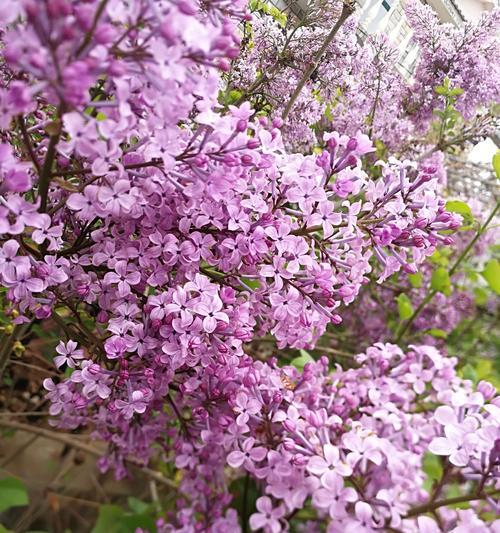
[395,201,499,343]
[242,473,250,533]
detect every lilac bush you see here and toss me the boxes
[0,0,498,532]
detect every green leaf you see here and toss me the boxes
[324,103,333,121]
[427,328,447,339]
[92,505,124,533]
[475,359,494,381]
[431,267,451,295]
[423,452,443,483]
[291,349,314,371]
[396,294,413,320]
[481,259,500,295]
[408,272,423,288]
[460,364,477,383]
[466,271,479,282]
[444,484,469,508]
[445,200,474,227]
[120,514,156,532]
[92,504,157,533]
[493,150,500,179]
[241,277,261,290]
[229,476,258,524]
[429,249,449,267]
[473,287,489,306]
[127,497,151,514]
[0,477,29,513]
[223,89,243,106]
[0,525,11,533]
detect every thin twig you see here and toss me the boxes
[281,1,355,122]
[0,324,31,379]
[0,411,51,417]
[75,0,110,57]
[0,419,178,490]
[394,201,499,342]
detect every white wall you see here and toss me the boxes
[457,0,496,21]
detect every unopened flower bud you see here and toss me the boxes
[34,305,51,319]
[414,217,427,229]
[240,154,253,166]
[177,0,198,16]
[246,139,260,150]
[403,263,418,274]
[413,235,425,248]
[326,137,337,150]
[217,59,231,72]
[272,391,283,404]
[346,137,358,151]
[331,314,342,325]
[236,119,248,132]
[97,310,108,323]
[272,117,283,129]
[477,380,496,401]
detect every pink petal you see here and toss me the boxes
[429,437,455,456]
[435,406,457,426]
[249,513,266,531]
[227,451,245,468]
[324,444,340,465]
[307,456,329,476]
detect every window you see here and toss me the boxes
[382,0,391,10]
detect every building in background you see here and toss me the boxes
[269,1,498,75]
[266,0,499,200]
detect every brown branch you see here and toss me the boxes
[75,0,109,57]
[281,1,355,122]
[405,489,500,518]
[0,411,51,417]
[38,122,62,213]
[0,324,31,379]
[0,419,178,490]
[50,159,162,178]
[17,115,41,174]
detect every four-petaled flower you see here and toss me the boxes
[115,390,148,420]
[54,340,85,369]
[312,471,357,519]
[227,437,267,470]
[249,496,284,533]
[307,443,352,481]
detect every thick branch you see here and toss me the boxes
[50,159,162,178]
[38,124,62,213]
[405,489,499,518]
[281,1,355,122]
